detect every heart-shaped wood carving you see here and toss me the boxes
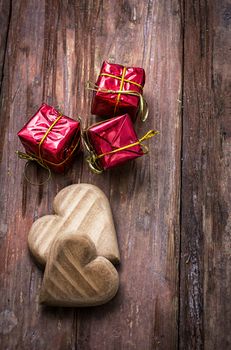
[28,184,120,266]
[39,233,119,306]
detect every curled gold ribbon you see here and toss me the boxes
[16,150,52,185]
[86,81,149,122]
[83,129,159,174]
[81,135,103,174]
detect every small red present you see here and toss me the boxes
[17,103,81,173]
[83,114,158,173]
[89,61,147,121]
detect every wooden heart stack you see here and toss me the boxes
[28,184,120,307]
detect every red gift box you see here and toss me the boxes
[90,61,146,121]
[84,114,155,173]
[17,103,81,173]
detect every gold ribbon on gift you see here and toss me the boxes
[86,76,148,122]
[83,129,159,174]
[17,113,81,185]
[38,113,62,160]
[99,72,143,89]
[99,68,144,116]
[113,66,126,115]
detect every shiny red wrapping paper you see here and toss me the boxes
[86,114,144,170]
[91,61,145,121]
[17,103,81,173]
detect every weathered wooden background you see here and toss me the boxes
[0,1,230,349]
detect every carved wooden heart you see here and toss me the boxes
[39,233,119,307]
[28,184,120,266]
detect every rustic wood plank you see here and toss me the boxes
[76,1,182,348]
[0,2,78,349]
[0,0,11,91]
[180,0,231,349]
[0,1,182,349]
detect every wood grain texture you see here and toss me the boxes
[1,0,230,349]
[28,184,120,266]
[0,0,11,91]
[179,0,231,349]
[0,1,181,349]
[39,233,119,307]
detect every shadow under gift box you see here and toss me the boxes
[91,61,145,121]
[85,114,144,171]
[17,103,81,173]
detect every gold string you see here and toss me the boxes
[17,114,81,184]
[84,129,159,174]
[81,132,103,174]
[38,114,63,161]
[114,66,127,115]
[100,73,143,89]
[16,113,63,185]
[17,138,80,167]
[16,151,52,185]
[86,81,149,122]
[97,130,159,159]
